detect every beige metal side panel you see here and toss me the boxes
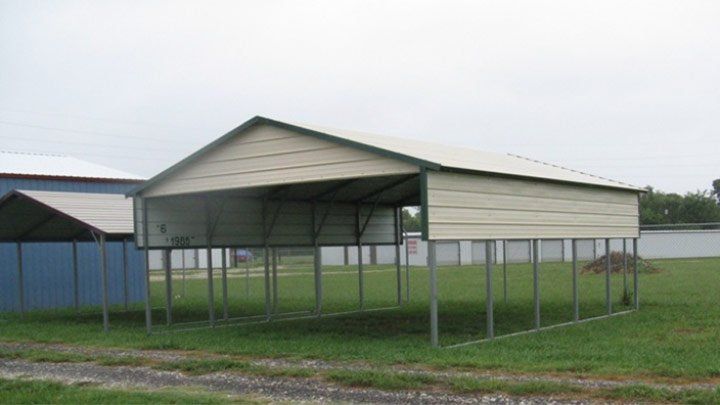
[426,171,639,240]
[143,124,418,197]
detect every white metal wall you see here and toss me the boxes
[425,171,639,240]
[141,124,418,197]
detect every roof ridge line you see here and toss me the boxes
[505,153,637,188]
[0,149,68,157]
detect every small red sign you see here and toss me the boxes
[407,239,418,254]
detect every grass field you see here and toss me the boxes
[1,257,719,380]
[0,378,259,404]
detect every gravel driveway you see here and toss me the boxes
[0,358,588,404]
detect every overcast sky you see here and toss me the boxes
[1,1,718,194]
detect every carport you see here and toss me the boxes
[0,189,138,332]
[129,116,644,347]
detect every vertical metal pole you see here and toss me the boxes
[72,239,79,313]
[182,254,187,297]
[99,234,109,333]
[605,238,612,315]
[16,242,25,319]
[533,239,540,330]
[141,198,152,335]
[357,242,364,310]
[245,249,250,298]
[633,238,639,310]
[164,249,172,326]
[122,238,129,311]
[502,240,507,305]
[356,204,364,310]
[404,232,410,303]
[314,243,322,317]
[205,197,216,327]
[394,208,402,306]
[622,239,628,304]
[572,239,579,322]
[272,247,278,314]
[264,245,271,320]
[485,240,494,339]
[206,246,215,326]
[428,240,439,347]
[221,247,228,321]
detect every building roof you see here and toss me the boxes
[0,189,134,241]
[0,150,144,182]
[129,116,643,196]
[287,120,642,191]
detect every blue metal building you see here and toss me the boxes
[0,150,146,313]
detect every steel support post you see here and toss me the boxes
[206,246,215,326]
[16,242,24,319]
[605,238,612,315]
[245,249,250,298]
[572,239,579,322]
[404,232,410,303]
[485,240,494,339]
[221,248,229,321]
[264,245,271,320]
[164,249,173,326]
[122,238,129,311]
[395,208,402,306]
[182,257,187,297]
[314,243,323,317]
[633,238,639,310]
[502,240,507,304]
[357,242,364,310]
[428,240,439,347]
[272,247,279,314]
[533,239,540,330]
[622,239,628,304]
[99,233,110,333]
[141,199,152,335]
[72,239,79,313]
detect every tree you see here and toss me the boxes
[712,178,720,205]
[402,208,422,232]
[639,184,720,225]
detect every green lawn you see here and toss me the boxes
[1,258,719,379]
[0,378,260,404]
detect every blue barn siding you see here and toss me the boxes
[0,178,145,313]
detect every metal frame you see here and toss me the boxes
[431,236,641,349]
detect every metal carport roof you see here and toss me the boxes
[0,189,134,242]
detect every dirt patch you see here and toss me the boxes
[581,252,663,275]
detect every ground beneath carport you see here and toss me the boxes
[0,342,714,404]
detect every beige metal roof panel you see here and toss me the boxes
[290,121,642,191]
[6,190,134,236]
